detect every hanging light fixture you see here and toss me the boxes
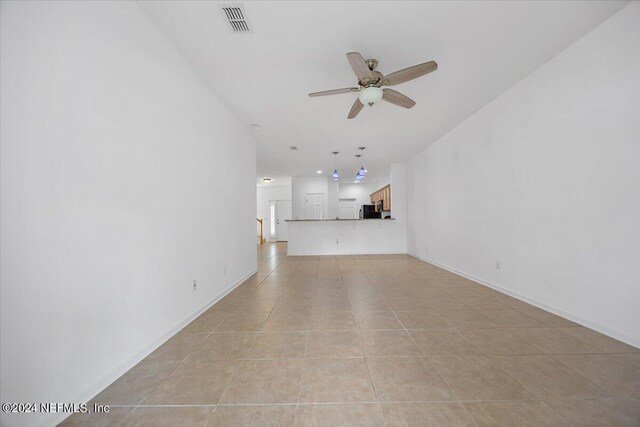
[359,86,383,107]
[357,147,367,178]
[332,152,340,181]
[355,150,366,181]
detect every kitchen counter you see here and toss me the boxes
[286,218,395,221]
[286,217,404,255]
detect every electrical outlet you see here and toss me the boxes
[495,261,501,270]
[193,279,197,290]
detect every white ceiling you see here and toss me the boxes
[139,1,627,183]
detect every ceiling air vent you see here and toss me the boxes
[219,4,252,33]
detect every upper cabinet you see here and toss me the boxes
[370,184,391,212]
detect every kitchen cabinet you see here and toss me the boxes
[370,184,391,212]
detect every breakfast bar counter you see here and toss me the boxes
[285,218,405,256]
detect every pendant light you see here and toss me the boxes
[355,149,366,181]
[355,159,364,180]
[332,151,340,181]
[356,147,367,179]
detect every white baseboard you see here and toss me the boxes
[408,252,639,349]
[49,267,258,427]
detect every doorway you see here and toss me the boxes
[304,193,323,220]
[339,198,358,219]
[275,200,292,241]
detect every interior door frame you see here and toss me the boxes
[338,198,358,219]
[304,193,324,220]
[275,199,292,242]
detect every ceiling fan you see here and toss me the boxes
[308,52,437,119]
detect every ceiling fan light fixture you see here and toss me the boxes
[359,86,383,106]
[308,53,436,118]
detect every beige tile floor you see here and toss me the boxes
[61,243,640,426]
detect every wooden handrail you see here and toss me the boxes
[256,218,264,244]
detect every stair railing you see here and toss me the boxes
[256,218,264,244]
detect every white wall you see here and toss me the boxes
[338,172,393,214]
[390,163,408,244]
[327,179,339,219]
[339,183,375,212]
[406,2,640,347]
[291,176,329,219]
[256,184,291,240]
[0,2,257,426]
[372,175,390,191]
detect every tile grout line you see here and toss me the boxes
[387,276,477,426]
[107,396,594,408]
[294,256,307,427]
[358,269,390,427]
[203,403,218,425]
[459,401,481,427]
[115,340,198,424]
[293,310,310,427]
[113,406,136,427]
[536,400,573,426]
[548,353,621,397]
[366,269,480,427]
[213,257,284,408]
